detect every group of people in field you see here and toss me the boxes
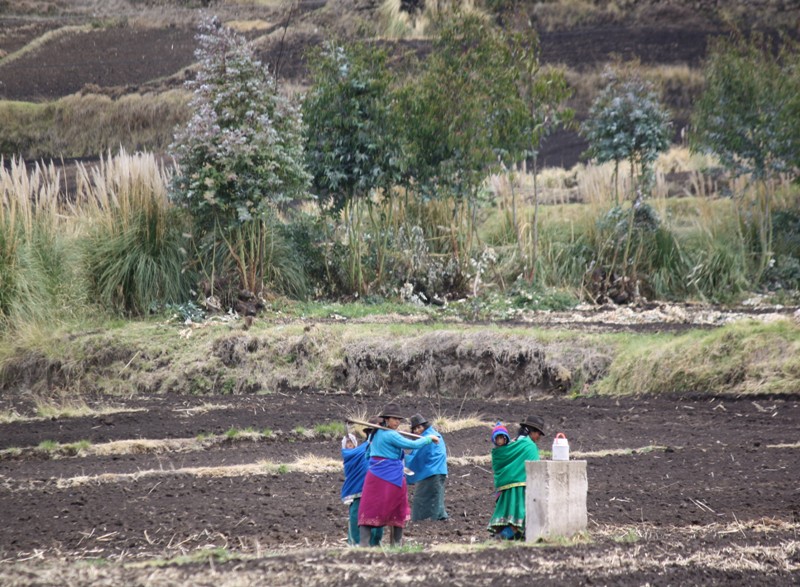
[340,402,546,546]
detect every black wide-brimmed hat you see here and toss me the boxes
[409,413,428,429]
[521,415,546,435]
[363,416,381,434]
[379,403,405,419]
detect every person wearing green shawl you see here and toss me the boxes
[487,420,542,540]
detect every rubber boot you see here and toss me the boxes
[390,526,403,546]
[359,526,373,547]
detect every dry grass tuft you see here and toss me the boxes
[575,445,668,458]
[432,414,490,433]
[33,393,143,421]
[0,409,24,424]
[225,19,273,32]
[345,407,371,438]
[292,454,341,473]
[90,438,202,456]
[52,453,343,488]
[173,403,233,416]
[766,442,800,449]
[377,0,486,40]
[0,91,190,159]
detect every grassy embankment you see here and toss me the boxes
[1,311,798,404]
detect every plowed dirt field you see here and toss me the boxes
[1,391,797,585]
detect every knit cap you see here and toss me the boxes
[341,433,358,449]
[491,422,510,444]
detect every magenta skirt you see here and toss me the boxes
[358,470,410,528]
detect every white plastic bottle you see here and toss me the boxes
[552,432,570,461]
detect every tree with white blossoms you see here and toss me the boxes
[171,17,310,298]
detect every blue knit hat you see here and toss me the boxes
[491,422,510,444]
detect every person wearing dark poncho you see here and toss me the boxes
[487,421,542,540]
[358,403,439,546]
[405,413,449,521]
[340,421,383,546]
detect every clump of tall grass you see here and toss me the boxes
[78,150,192,316]
[0,158,87,328]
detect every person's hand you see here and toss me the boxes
[430,436,440,444]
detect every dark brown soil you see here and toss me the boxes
[0,24,198,101]
[0,391,797,585]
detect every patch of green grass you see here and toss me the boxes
[271,299,429,320]
[65,440,91,455]
[613,528,640,543]
[440,286,579,322]
[276,464,289,474]
[387,543,425,553]
[136,547,241,568]
[225,427,240,439]
[37,440,58,452]
[221,377,237,394]
[79,558,110,567]
[261,428,275,438]
[542,531,591,546]
[313,421,346,438]
[293,426,308,436]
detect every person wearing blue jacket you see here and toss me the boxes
[405,413,449,521]
[341,420,383,546]
[358,403,438,546]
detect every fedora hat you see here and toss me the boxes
[409,413,428,429]
[363,416,381,435]
[521,415,546,435]
[379,403,405,419]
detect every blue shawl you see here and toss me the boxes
[341,442,369,502]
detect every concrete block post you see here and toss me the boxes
[525,460,587,542]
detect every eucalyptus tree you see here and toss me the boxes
[581,67,671,205]
[399,13,531,265]
[510,27,574,282]
[171,17,311,299]
[302,41,403,293]
[580,66,672,295]
[691,32,800,277]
